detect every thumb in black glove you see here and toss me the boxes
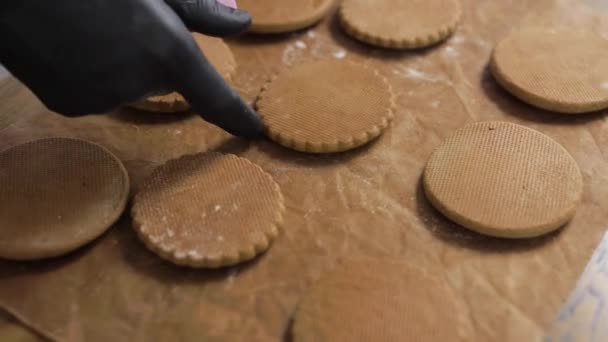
[0,0,263,138]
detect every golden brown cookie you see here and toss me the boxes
[423,122,583,238]
[256,60,394,153]
[293,258,460,342]
[239,0,336,34]
[491,29,608,113]
[129,34,237,113]
[339,0,462,49]
[0,138,129,260]
[131,152,284,268]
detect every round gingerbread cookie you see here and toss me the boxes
[339,0,462,49]
[423,121,583,238]
[293,258,460,342]
[256,60,394,153]
[0,138,130,260]
[131,152,284,268]
[491,29,608,113]
[239,0,336,34]
[130,34,236,113]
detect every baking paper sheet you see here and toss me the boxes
[1,0,608,340]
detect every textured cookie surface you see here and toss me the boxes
[239,0,335,33]
[339,0,462,49]
[491,29,608,113]
[132,153,284,268]
[424,121,583,238]
[256,60,393,153]
[293,258,459,342]
[130,34,236,113]
[0,138,129,260]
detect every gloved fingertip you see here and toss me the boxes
[243,112,265,139]
[191,93,264,138]
[168,0,252,37]
[216,5,252,35]
[214,104,264,139]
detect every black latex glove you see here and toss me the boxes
[0,0,263,138]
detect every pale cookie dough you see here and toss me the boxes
[423,122,583,238]
[130,34,236,113]
[131,152,284,268]
[339,0,462,49]
[0,138,129,260]
[239,0,336,34]
[256,60,394,153]
[293,258,459,342]
[491,29,608,113]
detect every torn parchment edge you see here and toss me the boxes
[546,231,608,342]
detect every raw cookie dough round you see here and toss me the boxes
[423,121,583,238]
[339,0,462,49]
[239,0,336,34]
[0,138,130,260]
[131,152,284,268]
[256,60,394,153]
[130,34,236,113]
[293,258,459,342]
[491,29,608,113]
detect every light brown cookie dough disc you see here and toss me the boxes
[239,0,336,34]
[339,0,462,49]
[293,258,459,342]
[130,34,236,113]
[491,29,608,113]
[423,122,583,238]
[0,138,129,260]
[256,60,394,153]
[131,152,284,268]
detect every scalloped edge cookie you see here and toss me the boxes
[244,0,337,34]
[131,152,284,268]
[339,0,462,49]
[255,61,395,153]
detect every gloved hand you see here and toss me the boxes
[0,0,263,138]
